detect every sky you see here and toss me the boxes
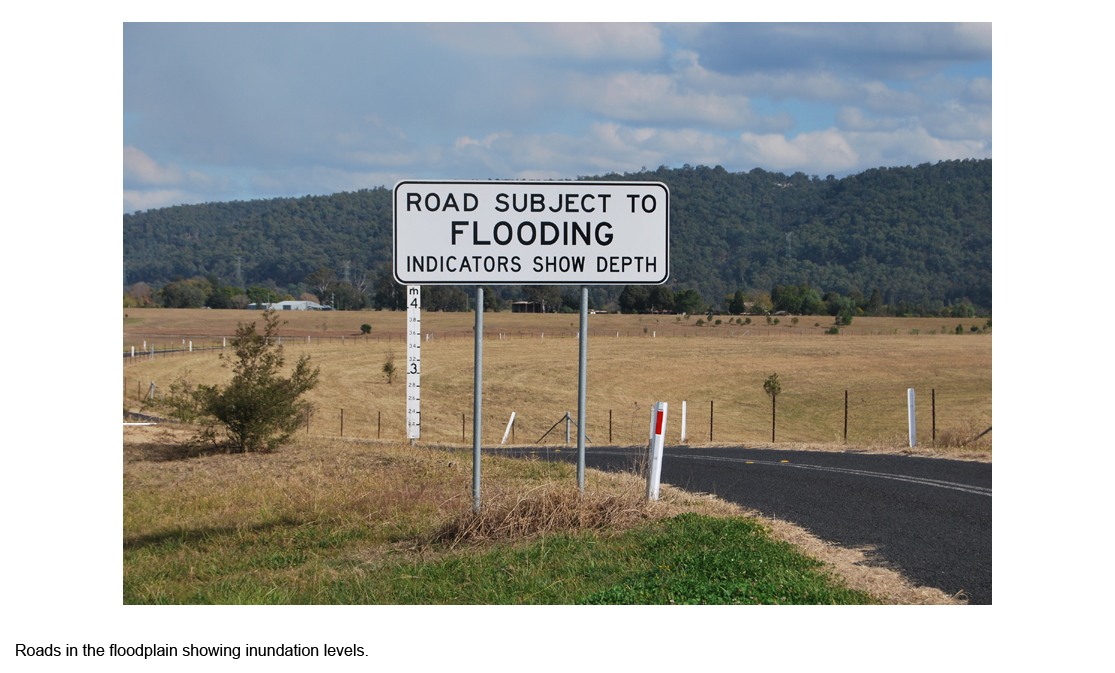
[122,22,991,213]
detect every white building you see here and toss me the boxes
[246,300,331,311]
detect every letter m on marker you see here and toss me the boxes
[409,287,419,295]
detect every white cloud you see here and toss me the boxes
[123,145,234,193]
[738,129,859,173]
[454,133,504,149]
[421,23,663,62]
[920,102,992,141]
[123,145,184,186]
[965,77,992,105]
[844,127,990,168]
[249,167,407,197]
[123,146,239,211]
[123,188,201,213]
[861,81,924,115]
[568,70,791,131]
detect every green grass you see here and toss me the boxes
[124,513,873,605]
[583,514,874,604]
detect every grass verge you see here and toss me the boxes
[124,426,950,604]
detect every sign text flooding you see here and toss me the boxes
[393,181,669,285]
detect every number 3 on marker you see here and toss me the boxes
[409,363,418,374]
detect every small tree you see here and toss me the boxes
[360,323,372,334]
[763,373,781,442]
[196,309,319,453]
[383,350,397,384]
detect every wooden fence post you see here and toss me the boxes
[340,408,344,437]
[844,390,848,442]
[771,395,776,442]
[709,400,714,442]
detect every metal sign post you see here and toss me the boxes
[577,285,588,493]
[406,286,421,442]
[473,286,483,512]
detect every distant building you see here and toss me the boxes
[246,300,332,311]
[511,301,546,313]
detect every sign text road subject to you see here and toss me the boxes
[393,180,669,285]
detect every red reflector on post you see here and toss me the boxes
[655,410,664,435]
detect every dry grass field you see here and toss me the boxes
[122,307,990,351]
[123,309,991,455]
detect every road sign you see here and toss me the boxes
[393,180,669,285]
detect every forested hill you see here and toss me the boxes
[123,158,991,310]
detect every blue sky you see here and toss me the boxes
[123,23,991,213]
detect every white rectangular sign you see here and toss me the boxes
[406,285,421,439]
[393,180,669,285]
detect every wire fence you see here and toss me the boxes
[123,328,987,364]
[124,373,990,448]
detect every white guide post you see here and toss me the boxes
[501,412,516,445]
[646,402,668,501]
[907,388,917,448]
[680,401,687,443]
[131,346,134,358]
[189,341,192,352]
[406,286,422,441]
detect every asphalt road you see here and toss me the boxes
[490,444,992,604]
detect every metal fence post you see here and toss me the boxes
[907,388,917,448]
[932,389,936,444]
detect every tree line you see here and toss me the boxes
[123,159,990,312]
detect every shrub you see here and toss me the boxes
[361,323,372,334]
[149,370,206,424]
[969,325,979,333]
[763,373,781,398]
[744,317,751,325]
[841,313,853,325]
[791,317,799,326]
[773,318,780,325]
[955,324,963,335]
[695,318,705,326]
[383,350,398,384]
[714,319,722,325]
[825,326,840,335]
[194,310,320,453]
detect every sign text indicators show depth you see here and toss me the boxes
[393,181,669,285]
